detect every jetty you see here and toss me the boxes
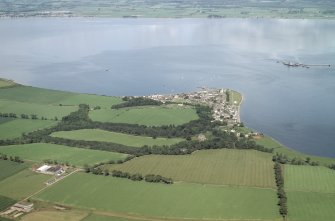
[282,61,331,68]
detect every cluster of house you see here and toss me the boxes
[1,202,33,219]
[147,88,240,123]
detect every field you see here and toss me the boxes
[21,210,88,221]
[89,105,198,126]
[0,143,128,166]
[284,165,335,221]
[0,195,16,211]
[227,89,243,105]
[0,119,57,139]
[0,169,51,200]
[82,214,137,221]
[35,173,280,220]
[287,191,335,221]
[105,149,276,188]
[0,160,27,181]
[51,129,184,147]
[0,99,76,119]
[285,165,335,193]
[58,94,123,108]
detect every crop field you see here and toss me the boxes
[35,173,280,220]
[284,165,335,193]
[0,99,76,119]
[0,143,128,166]
[21,210,88,221]
[51,129,184,147]
[0,160,27,182]
[89,105,198,126]
[0,195,16,211]
[0,119,57,139]
[0,169,51,200]
[82,214,136,221]
[105,149,276,188]
[287,191,335,221]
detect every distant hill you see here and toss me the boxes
[1,0,335,18]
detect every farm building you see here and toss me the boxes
[36,164,64,175]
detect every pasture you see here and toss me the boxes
[0,160,27,182]
[89,105,198,126]
[82,214,136,221]
[51,129,184,147]
[0,119,56,139]
[0,99,76,119]
[0,195,16,211]
[35,173,280,220]
[0,143,128,166]
[0,79,16,88]
[287,191,335,221]
[0,169,51,200]
[284,165,335,193]
[105,149,276,188]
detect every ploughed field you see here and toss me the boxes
[104,149,276,188]
[51,129,184,147]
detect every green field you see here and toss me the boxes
[0,99,77,119]
[51,129,184,147]
[35,173,280,220]
[284,165,335,221]
[0,119,57,139]
[0,160,27,181]
[287,191,335,221]
[0,195,16,211]
[0,169,51,200]
[104,149,275,188]
[285,165,335,193]
[227,89,243,105]
[89,105,199,126]
[58,94,123,108]
[0,143,128,166]
[82,214,137,221]
[21,210,88,221]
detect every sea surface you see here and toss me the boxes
[0,18,334,157]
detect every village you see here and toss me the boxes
[147,88,240,124]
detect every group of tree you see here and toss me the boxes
[272,153,319,166]
[43,159,71,166]
[0,112,17,118]
[274,162,288,217]
[111,97,163,109]
[0,153,24,163]
[329,164,335,170]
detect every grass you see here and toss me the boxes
[51,129,184,147]
[103,149,276,188]
[21,210,88,221]
[35,172,280,220]
[0,195,16,211]
[89,105,199,126]
[0,99,77,119]
[287,191,335,221]
[81,214,137,221]
[0,119,57,139]
[0,79,16,88]
[0,169,51,200]
[284,165,335,193]
[255,135,335,166]
[228,89,243,105]
[0,160,27,182]
[0,143,128,166]
[58,94,123,108]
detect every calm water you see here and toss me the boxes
[0,18,334,157]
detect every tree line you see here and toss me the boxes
[84,166,173,184]
[272,153,319,166]
[111,97,163,109]
[0,112,58,121]
[0,153,24,163]
[274,162,288,217]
